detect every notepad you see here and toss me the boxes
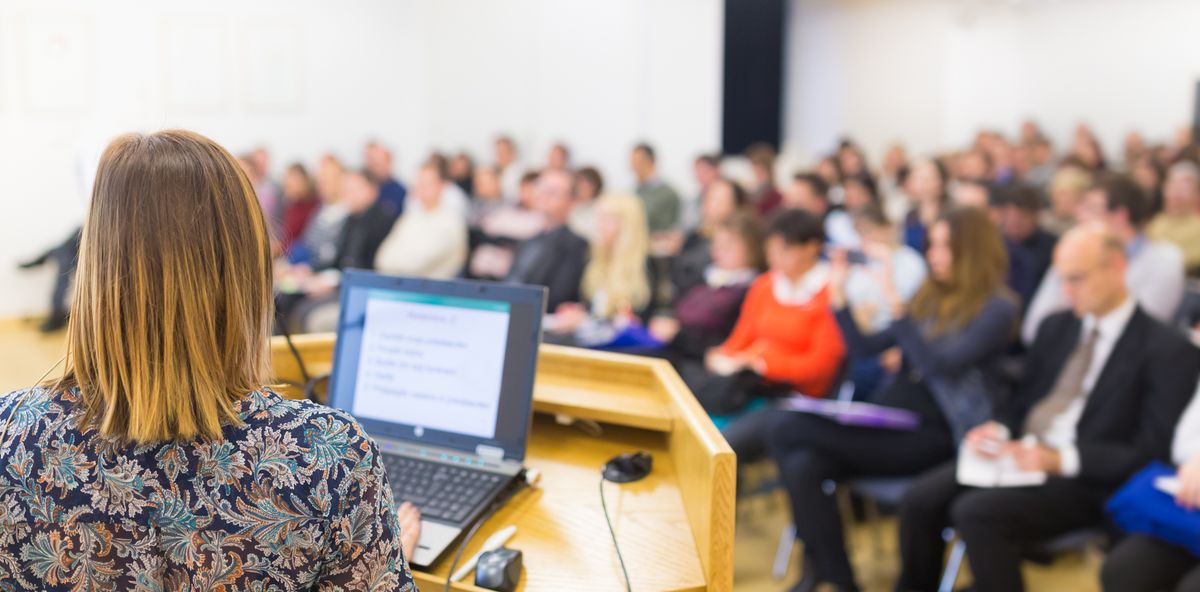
[777,396,921,430]
[956,446,1047,488]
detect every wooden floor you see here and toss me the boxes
[0,317,1104,592]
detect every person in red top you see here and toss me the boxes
[681,209,846,463]
[279,162,321,254]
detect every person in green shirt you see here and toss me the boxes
[631,143,682,234]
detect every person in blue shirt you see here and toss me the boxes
[366,141,407,219]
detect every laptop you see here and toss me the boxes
[328,270,546,567]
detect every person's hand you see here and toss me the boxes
[396,502,422,561]
[827,248,851,308]
[648,316,681,343]
[553,302,588,333]
[879,347,903,374]
[705,348,749,376]
[1176,454,1200,510]
[964,421,1009,459]
[1006,441,1062,475]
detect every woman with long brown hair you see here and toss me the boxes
[0,130,417,590]
[767,207,1019,592]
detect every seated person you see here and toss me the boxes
[568,166,603,241]
[896,224,1200,592]
[1041,165,1092,235]
[0,130,418,589]
[783,172,858,247]
[901,158,951,253]
[365,141,407,218]
[998,183,1059,289]
[669,177,749,300]
[649,212,765,362]
[840,204,928,400]
[469,171,547,279]
[281,169,394,332]
[952,178,1038,309]
[1101,382,1200,592]
[468,165,505,229]
[547,193,652,342]
[681,210,846,465]
[374,159,468,280]
[506,169,589,311]
[279,162,320,254]
[631,143,682,238]
[1148,160,1200,277]
[769,207,1018,592]
[1023,173,1185,344]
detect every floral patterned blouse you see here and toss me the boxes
[0,387,416,592]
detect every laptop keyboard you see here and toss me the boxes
[383,455,508,526]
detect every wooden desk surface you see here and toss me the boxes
[270,334,734,591]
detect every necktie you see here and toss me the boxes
[1023,327,1101,440]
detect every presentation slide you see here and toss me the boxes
[352,290,511,439]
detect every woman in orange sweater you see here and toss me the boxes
[684,209,846,462]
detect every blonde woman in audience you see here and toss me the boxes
[374,159,468,279]
[1148,160,1200,276]
[549,193,651,335]
[1043,165,1093,234]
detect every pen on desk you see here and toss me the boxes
[450,524,517,582]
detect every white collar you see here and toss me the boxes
[771,262,830,306]
[1081,295,1136,342]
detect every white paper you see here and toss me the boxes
[1156,476,1181,496]
[353,293,511,439]
[956,446,1047,488]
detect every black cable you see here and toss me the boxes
[600,475,633,592]
[443,475,529,592]
[275,309,311,385]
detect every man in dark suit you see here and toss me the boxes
[506,169,588,311]
[895,223,1200,592]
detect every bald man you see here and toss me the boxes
[505,169,588,311]
[895,224,1200,592]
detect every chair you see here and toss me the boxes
[937,527,1109,592]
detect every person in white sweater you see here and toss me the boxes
[374,159,467,279]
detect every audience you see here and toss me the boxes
[685,210,846,464]
[769,207,1018,592]
[448,150,475,195]
[1148,160,1200,276]
[239,151,282,239]
[279,163,320,254]
[901,158,951,252]
[1101,383,1200,592]
[746,143,784,216]
[1023,173,1185,343]
[784,172,858,247]
[650,212,765,362]
[569,166,603,240]
[546,142,571,171]
[631,142,683,236]
[374,159,468,279]
[364,141,407,219]
[999,183,1059,287]
[550,193,652,335]
[671,177,749,300]
[494,134,525,201]
[506,169,589,311]
[897,224,1200,592]
[1043,165,1093,235]
[469,171,547,279]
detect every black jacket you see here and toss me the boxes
[329,199,396,273]
[1004,306,1200,487]
[506,225,589,312]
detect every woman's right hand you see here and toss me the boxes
[396,502,423,561]
[1177,454,1200,510]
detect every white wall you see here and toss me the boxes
[0,0,723,318]
[784,0,1200,166]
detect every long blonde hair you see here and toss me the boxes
[581,193,651,318]
[54,130,273,443]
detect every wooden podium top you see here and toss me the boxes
[270,334,735,592]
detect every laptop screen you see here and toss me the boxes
[328,271,546,462]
